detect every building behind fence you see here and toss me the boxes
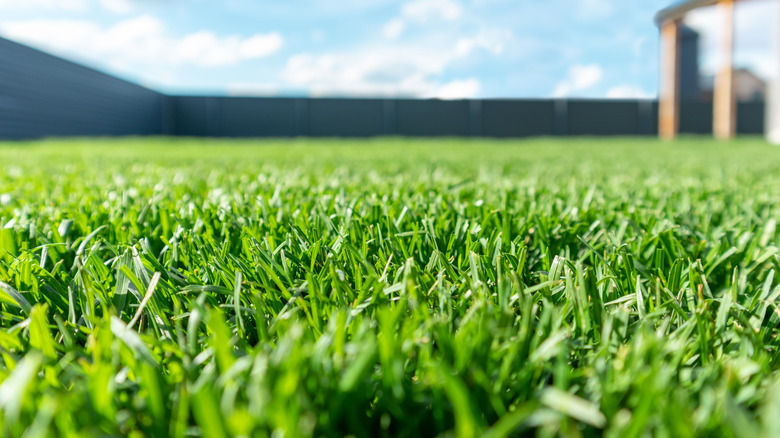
[0,36,765,141]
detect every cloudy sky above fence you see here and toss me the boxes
[0,0,774,99]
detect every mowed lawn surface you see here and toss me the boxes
[1,137,780,437]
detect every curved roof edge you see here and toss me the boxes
[655,0,742,26]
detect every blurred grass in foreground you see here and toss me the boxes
[0,137,779,437]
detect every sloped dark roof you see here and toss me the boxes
[655,0,751,25]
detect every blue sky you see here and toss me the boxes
[0,0,774,99]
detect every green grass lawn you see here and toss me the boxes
[1,136,780,437]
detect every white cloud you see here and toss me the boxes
[454,29,512,56]
[284,50,443,97]
[0,0,88,11]
[382,0,462,39]
[552,63,603,97]
[569,64,603,89]
[240,34,284,58]
[1,19,104,53]
[99,0,133,14]
[401,0,462,22]
[435,78,481,99]
[0,16,284,70]
[283,33,498,98]
[173,31,283,67]
[605,85,652,99]
[383,19,406,40]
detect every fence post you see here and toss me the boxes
[713,0,736,140]
[295,98,309,137]
[205,97,221,137]
[554,99,568,136]
[659,20,681,140]
[638,100,655,136]
[469,100,483,137]
[382,99,396,136]
[160,96,176,136]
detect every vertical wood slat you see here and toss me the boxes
[713,0,736,140]
[659,20,681,140]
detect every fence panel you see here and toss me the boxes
[395,100,471,137]
[567,100,642,136]
[737,102,765,134]
[679,101,713,134]
[308,99,385,137]
[173,97,211,137]
[218,98,297,137]
[0,37,163,139]
[481,100,556,137]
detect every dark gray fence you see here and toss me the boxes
[0,36,767,140]
[0,37,166,140]
[677,101,765,135]
[169,96,764,138]
[170,96,564,138]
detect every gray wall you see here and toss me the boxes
[168,97,763,138]
[170,96,602,138]
[678,101,765,135]
[0,37,165,140]
[174,96,765,138]
[0,36,767,140]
